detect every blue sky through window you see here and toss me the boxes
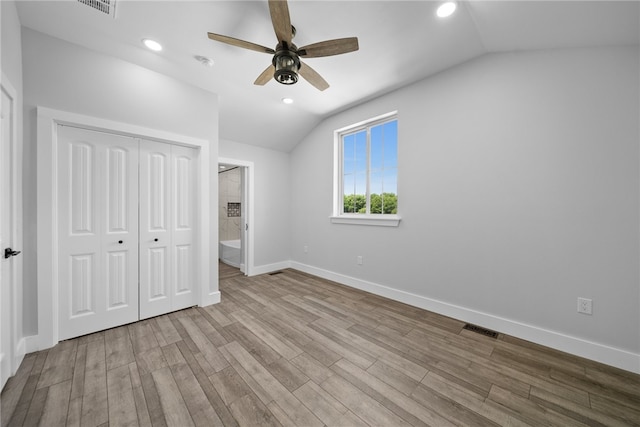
[343,119,397,197]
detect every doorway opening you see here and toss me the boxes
[218,158,254,278]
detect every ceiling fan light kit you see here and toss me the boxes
[274,49,300,85]
[206,0,359,91]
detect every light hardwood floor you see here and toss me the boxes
[2,264,639,426]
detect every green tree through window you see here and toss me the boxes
[370,193,398,214]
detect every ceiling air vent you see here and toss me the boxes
[77,0,116,18]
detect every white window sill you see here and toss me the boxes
[330,215,401,227]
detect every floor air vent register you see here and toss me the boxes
[463,323,499,339]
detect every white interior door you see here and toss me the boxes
[139,139,172,318]
[57,126,139,340]
[139,140,196,319]
[171,145,198,310]
[0,82,16,390]
[240,166,248,274]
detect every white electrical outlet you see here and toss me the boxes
[357,256,363,265]
[577,297,593,315]
[303,245,308,253]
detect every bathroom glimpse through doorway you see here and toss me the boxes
[218,158,254,276]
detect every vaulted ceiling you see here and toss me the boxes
[16,1,640,151]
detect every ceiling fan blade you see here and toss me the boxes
[207,33,274,54]
[298,37,359,58]
[254,65,274,86]
[269,0,292,45]
[299,61,329,91]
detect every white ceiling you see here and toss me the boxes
[16,1,640,152]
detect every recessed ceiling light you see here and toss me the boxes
[195,55,214,67]
[219,165,226,170]
[142,38,163,52]
[436,1,457,18]
[282,97,294,104]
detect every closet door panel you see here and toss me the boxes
[58,126,139,340]
[106,250,129,308]
[139,140,172,319]
[65,141,100,319]
[148,247,168,298]
[69,143,95,236]
[69,254,96,316]
[172,146,197,309]
[175,245,192,294]
[107,147,132,233]
[105,144,139,312]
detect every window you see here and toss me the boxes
[332,112,400,226]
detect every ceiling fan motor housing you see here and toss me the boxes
[273,44,301,85]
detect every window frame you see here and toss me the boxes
[331,111,400,227]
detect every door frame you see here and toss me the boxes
[0,72,24,388]
[218,157,254,276]
[37,106,218,350]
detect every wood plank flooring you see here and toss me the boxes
[2,263,639,426]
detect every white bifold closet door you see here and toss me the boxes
[58,128,197,340]
[58,126,139,340]
[139,139,197,319]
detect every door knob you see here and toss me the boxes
[4,248,21,259]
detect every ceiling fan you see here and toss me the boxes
[207,0,359,91]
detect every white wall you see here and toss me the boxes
[21,28,219,337]
[1,1,23,88]
[290,47,639,371]
[219,139,291,270]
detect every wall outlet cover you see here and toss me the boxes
[577,297,593,315]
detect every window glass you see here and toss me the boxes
[338,115,398,216]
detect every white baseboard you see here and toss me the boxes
[22,335,40,353]
[206,291,221,305]
[19,261,639,373]
[11,338,27,375]
[15,337,25,358]
[250,261,292,276]
[290,261,640,374]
